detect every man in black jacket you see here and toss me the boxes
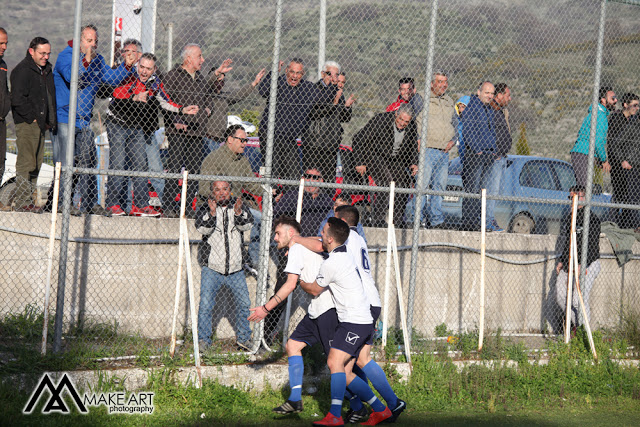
[0,28,10,210]
[257,58,332,180]
[606,92,639,228]
[302,60,355,180]
[554,185,601,329]
[161,43,215,217]
[352,104,418,227]
[10,37,56,212]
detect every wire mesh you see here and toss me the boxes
[1,0,640,359]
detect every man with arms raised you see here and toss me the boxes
[50,24,134,215]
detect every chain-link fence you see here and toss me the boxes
[2,0,640,360]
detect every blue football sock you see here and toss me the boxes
[287,355,304,402]
[344,388,364,411]
[362,360,398,408]
[329,372,347,417]
[353,364,368,384]
[347,375,386,412]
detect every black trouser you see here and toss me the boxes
[0,119,6,180]
[263,250,288,343]
[259,133,302,180]
[162,134,203,212]
[623,167,640,229]
[611,161,631,226]
[369,160,411,226]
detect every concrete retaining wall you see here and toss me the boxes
[1,213,638,339]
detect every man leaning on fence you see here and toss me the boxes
[257,58,332,180]
[606,92,639,228]
[0,27,10,210]
[405,70,455,229]
[570,86,616,188]
[352,103,418,227]
[10,36,56,213]
[199,124,263,272]
[47,24,134,215]
[196,180,254,352]
[161,43,215,218]
[105,50,199,217]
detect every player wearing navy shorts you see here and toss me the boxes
[248,216,336,415]
[300,218,392,426]
[292,206,406,424]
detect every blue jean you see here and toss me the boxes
[146,134,165,202]
[406,148,449,225]
[485,156,506,225]
[462,151,496,228]
[248,207,262,268]
[197,267,252,344]
[52,121,72,167]
[55,123,98,211]
[106,121,149,209]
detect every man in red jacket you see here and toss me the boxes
[105,50,198,217]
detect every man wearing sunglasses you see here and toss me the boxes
[199,124,263,269]
[266,167,333,342]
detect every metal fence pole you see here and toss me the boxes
[579,0,607,305]
[317,0,327,80]
[407,0,440,341]
[256,0,283,347]
[53,0,83,353]
[167,23,173,71]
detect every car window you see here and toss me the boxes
[552,162,576,192]
[519,161,556,190]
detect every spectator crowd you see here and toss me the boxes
[0,23,637,359]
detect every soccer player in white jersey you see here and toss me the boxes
[291,206,406,423]
[248,216,336,415]
[300,218,392,426]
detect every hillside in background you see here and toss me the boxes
[2,0,640,164]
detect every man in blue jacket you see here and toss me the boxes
[461,81,496,230]
[570,86,616,187]
[49,24,134,215]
